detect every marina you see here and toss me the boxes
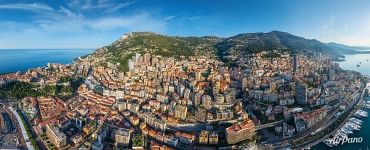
[354,110,368,118]
[363,101,370,109]
[323,83,370,148]
[323,97,370,148]
[313,80,370,150]
[323,117,365,147]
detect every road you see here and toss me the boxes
[8,107,34,150]
[1,103,28,150]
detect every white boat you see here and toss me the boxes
[347,122,361,131]
[337,131,348,139]
[340,128,352,134]
[324,139,334,147]
[354,110,368,118]
[349,117,362,125]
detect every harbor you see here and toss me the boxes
[323,117,365,147]
[320,96,370,149]
[362,101,370,109]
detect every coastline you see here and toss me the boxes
[305,86,367,149]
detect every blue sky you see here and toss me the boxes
[0,0,370,49]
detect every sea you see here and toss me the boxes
[312,53,370,150]
[0,49,93,74]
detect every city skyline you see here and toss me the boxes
[0,0,370,49]
[1,1,370,148]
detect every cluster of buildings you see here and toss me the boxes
[294,107,327,132]
[235,51,364,139]
[14,53,256,149]
[9,47,364,150]
[0,63,90,89]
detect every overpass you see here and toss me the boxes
[255,120,285,130]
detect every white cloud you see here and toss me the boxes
[0,3,53,11]
[0,1,162,33]
[0,3,168,48]
[0,1,172,48]
[29,11,167,33]
[58,6,81,18]
[107,1,137,13]
[164,15,175,21]
[69,0,137,13]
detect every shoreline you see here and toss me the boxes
[305,85,369,149]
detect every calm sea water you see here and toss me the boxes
[312,53,370,150]
[338,54,370,76]
[0,49,93,74]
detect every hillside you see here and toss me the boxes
[86,31,350,72]
[216,31,340,61]
[89,32,221,71]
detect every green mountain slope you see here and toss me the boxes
[216,31,340,61]
[86,31,352,72]
[89,32,220,71]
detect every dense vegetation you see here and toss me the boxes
[132,134,144,147]
[0,81,42,99]
[215,31,337,56]
[0,76,84,100]
[107,32,218,57]
[108,53,135,72]
[48,77,85,100]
